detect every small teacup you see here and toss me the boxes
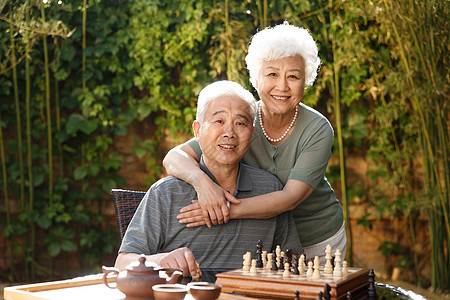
[187,282,222,300]
[152,283,189,300]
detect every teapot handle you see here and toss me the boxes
[102,266,119,289]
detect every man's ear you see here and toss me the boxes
[193,121,201,139]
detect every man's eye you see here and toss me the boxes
[288,75,299,79]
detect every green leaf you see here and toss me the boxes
[48,242,61,257]
[61,240,77,252]
[74,165,88,180]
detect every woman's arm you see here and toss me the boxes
[178,179,313,226]
[162,143,239,227]
[231,179,313,219]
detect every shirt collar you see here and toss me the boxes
[199,155,252,195]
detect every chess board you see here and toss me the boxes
[215,267,369,299]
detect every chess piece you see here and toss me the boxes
[262,250,267,268]
[271,250,278,271]
[342,260,348,275]
[256,240,263,268]
[306,261,313,278]
[283,263,291,278]
[317,291,323,300]
[292,253,300,275]
[243,252,251,271]
[367,269,377,300]
[276,245,281,258]
[294,290,300,300]
[333,249,342,277]
[324,244,333,275]
[285,249,292,268]
[298,254,306,274]
[346,291,352,299]
[266,253,273,270]
[278,252,285,270]
[323,283,331,300]
[250,259,258,274]
[312,256,321,279]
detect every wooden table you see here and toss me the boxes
[3,274,255,300]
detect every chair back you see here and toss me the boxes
[111,188,146,243]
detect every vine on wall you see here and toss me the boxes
[0,0,448,292]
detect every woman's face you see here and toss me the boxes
[255,55,306,115]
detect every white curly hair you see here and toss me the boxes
[245,21,321,88]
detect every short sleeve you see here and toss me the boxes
[186,138,202,159]
[288,118,334,189]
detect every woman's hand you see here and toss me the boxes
[177,201,205,227]
[188,178,239,227]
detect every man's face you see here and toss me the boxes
[194,96,254,169]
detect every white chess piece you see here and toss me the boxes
[298,254,306,274]
[324,244,333,275]
[312,256,321,279]
[342,260,348,275]
[306,261,313,278]
[283,263,291,278]
[333,249,343,277]
[250,259,258,274]
[243,252,251,271]
[262,250,267,268]
[266,253,273,270]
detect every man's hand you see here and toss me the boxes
[157,247,201,277]
[194,178,239,227]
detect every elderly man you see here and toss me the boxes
[115,81,301,277]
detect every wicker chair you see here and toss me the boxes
[111,188,146,243]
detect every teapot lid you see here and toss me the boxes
[126,255,159,272]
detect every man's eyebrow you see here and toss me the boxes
[236,113,251,122]
[211,110,227,116]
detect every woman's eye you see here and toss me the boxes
[267,72,276,77]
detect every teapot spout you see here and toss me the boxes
[160,268,183,284]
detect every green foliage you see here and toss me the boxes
[0,0,448,291]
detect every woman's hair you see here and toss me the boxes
[245,21,321,88]
[196,80,257,125]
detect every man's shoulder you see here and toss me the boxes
[241,163,282,188]
[149,175,193,193]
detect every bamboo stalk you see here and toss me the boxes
[9,2,25,209]
[0,110,14,280]
[24,0,35,282]
[40,2,53,201]
[329,0,352,264]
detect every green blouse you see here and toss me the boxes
[188,102,344,247]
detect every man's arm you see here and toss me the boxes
[115,248,201,277]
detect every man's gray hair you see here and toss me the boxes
[196,81,257,125]
[245,21,321,88]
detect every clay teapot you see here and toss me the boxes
[102,255,183,300]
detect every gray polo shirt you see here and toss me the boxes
[119,158,302,269]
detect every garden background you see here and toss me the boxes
[0,0,448,296]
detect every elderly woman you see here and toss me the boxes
[163,22,346,262]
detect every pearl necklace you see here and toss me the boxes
[259,105,298,143]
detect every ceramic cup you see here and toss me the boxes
[187,282,222,300]
[152,283,189,300]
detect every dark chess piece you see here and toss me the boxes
[318,291,323,300]
[346,291,352,299]
[294,290,300,300]
[256,240,263,268]
[271,249,278,271]
[285,249,292,267]
[278,254,285,270]
[323,283,331,300]
[367,268,377,300]
[292,253,300,275]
